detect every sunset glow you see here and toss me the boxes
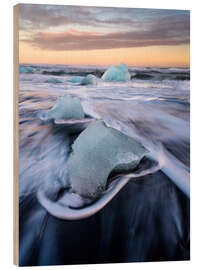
[19,4,190,67]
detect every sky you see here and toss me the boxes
[18,4,190,67]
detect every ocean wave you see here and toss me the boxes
[19,64,190,81]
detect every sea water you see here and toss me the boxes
[18,64,190,201]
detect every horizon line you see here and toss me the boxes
[19,62,190,68]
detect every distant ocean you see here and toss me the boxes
[18,63,190,265]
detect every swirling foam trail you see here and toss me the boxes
[37,160,161,220]
[161,149,190,198]
[143,143,190,198]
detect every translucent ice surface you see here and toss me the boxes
[68,121,148,199]
[81,74,97,85]
[19,66,34,74]
[45,78,62,84]
[47,95,85,120]
[67,76,84,84]
[102,63,131,82]
[67,74,97,85]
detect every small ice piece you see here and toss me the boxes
[58,192,86,208]
[67,76,84,84]
[68,121,148,199]
[47,95,85,120]
[81,74,97,85]
[102,63,131,82]
[45,78,62,84]
[19,66,34,74]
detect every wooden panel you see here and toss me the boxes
[13,4,19,266]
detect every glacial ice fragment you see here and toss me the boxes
[102,63,131,82]
[67,75,97,85]
[47,95,85,120]
[68,121,148,199]
[81,74,97,85]
[19,66,34,74]
[45,78,62,84]
[67,76,84,84]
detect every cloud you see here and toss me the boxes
[23,31,189,51]
[19,4,134,30]
[21,20,190,51]
[19,4,190,51]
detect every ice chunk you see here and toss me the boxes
[47,95,85,120]
[67,75,97,85]
[102,63,131,82]
[45,78,62,84]
[67,76,84,84]
[19,66,34,74]
[81,74,97,85]
[68,121,148,199]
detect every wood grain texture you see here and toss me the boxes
[13,4,19,266]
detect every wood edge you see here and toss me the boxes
[13,4,19,266]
